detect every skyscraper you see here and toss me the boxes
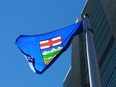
[63,0,116,87]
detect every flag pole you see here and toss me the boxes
[83,14,102,87]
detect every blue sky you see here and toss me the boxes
[0,0,85,87]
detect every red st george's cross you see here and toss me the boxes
[40,36,62,49]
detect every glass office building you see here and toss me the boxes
[63,0,116,87]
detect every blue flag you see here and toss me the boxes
[15,21,83,74]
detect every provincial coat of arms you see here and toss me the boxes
[39,36,63,65]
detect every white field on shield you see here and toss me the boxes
[40,45,50,49]
[52,36,61,41]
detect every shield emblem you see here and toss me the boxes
[39,36,63,65]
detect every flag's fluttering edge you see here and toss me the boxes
[15,21,83,74]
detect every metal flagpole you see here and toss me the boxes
[83,14,102,87]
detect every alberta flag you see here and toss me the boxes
[15,21,83,74]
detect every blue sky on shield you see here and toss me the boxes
[0,0,86,87]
